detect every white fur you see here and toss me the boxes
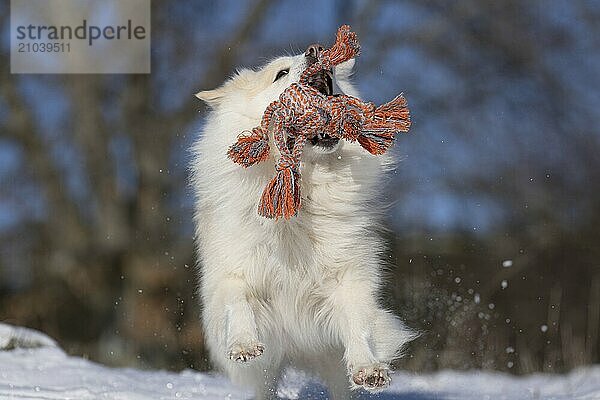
[191,54,415,400]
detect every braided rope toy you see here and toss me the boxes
[228,25,411,220]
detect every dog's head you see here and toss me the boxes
[196,44,357,156]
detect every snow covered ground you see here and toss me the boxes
[0,324,599,400]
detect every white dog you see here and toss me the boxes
[191,43,415,400]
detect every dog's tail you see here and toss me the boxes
[228,127,270,167]
[358,94,411,155]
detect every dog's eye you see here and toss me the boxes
[273,68,290,82]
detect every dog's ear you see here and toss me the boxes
[195,88,225,105]
[335,58,355,77]
[334,58,359,98]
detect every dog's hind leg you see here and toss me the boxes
[311,354,357,400]
[226,362,281,400]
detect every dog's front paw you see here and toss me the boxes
[350,363,391,391]
[228,340,265,363]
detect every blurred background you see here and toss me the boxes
[1,0,599,375]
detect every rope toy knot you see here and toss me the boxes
[228,126,270,167]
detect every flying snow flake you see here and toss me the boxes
[474,293,481,304]
[502,260,513,268]
[541,325,548,333]
[501,280,508,289]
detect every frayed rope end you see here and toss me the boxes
[358,94,411,155]
[258,162,301,220]
[227,127,270,167]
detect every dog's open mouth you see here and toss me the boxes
[310,132,339,149]
[307,69,333,97]
[306,68,339,149]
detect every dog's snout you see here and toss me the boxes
[305,43,324,58]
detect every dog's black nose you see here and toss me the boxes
[305,43,324,58]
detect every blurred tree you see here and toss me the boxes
[0,0,276,369]
[0,0,598,373]
[377,0,600,373]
